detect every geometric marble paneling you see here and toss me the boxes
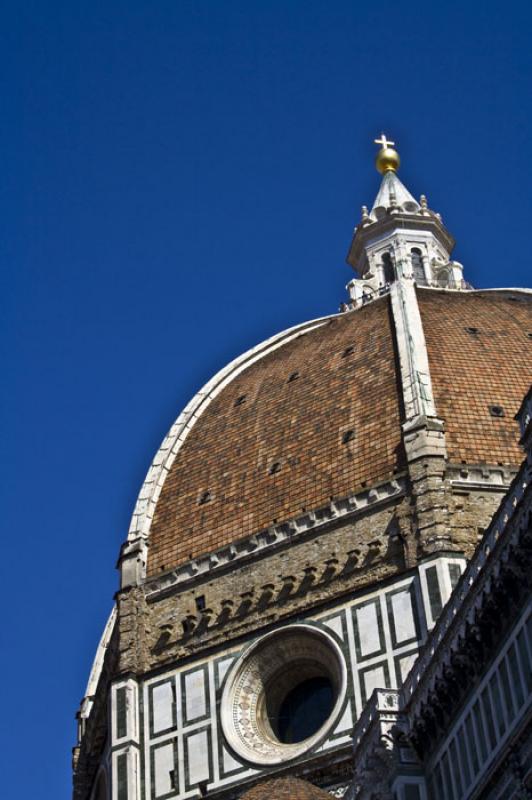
[182,667,209,724]
[360,660,390,706]
[151,681,176,736]
[184,728,211,789]
[352,598,386,660]
[152,741,177,798]
[136,556,463,800]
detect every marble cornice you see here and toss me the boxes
[348,212,454,269]
[446,462,517,491]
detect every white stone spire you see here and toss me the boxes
[370,170,420,221]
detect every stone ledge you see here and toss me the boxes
[144,476,407,601]
[447,462,516,491]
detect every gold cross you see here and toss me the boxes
[374,133,395,149]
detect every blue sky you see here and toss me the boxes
[2,1,532,796]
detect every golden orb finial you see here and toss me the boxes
[374,133,400,174]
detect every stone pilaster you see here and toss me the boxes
[389,279,454,556]
[116,586,149,676]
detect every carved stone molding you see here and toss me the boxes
[447,462,516,491]
[220,624,347,767]
[144,478,406,600]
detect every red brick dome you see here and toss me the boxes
[141,289,532,577]
[146,296,404,576]
[418,289,532,465]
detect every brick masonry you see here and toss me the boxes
[117,289,532,680]
[148,297,405,575]
[120,501,408,676]
[148,289,532,578]
[115,483,498,680]
[419,289,532,465]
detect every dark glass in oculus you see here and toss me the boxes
[274,676,334,744]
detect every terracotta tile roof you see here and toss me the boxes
[240,777,332,800]
[418,289,532,466]
[147,297,405,575]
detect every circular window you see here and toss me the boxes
[220,625,346,765]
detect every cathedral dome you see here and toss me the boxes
[132,285,531,579]
[75,138,532,800]
[120,137,532,584]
